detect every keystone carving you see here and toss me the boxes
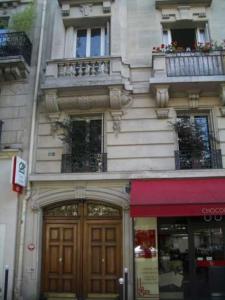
[111,111,123,136]
[188,91,200,109]
[80,4,92,16]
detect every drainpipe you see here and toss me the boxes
[14,0,47,299]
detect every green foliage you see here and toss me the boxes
[9,3,35,34]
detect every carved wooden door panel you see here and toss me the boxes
[84,220,122,298]
[43,222,80,293]
[42,201,122,299]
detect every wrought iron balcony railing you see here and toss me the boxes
[175,149,223,170]
[166,51,225,77]
[0,31,32,65]
[61,152,107,173]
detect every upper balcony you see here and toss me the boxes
[43,56,128,90]
[0,31,32,81]
[150,50,225,96]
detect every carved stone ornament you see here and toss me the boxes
[188,91,200,109]
[111,111,123,135]
[220,84,225,106]
[103,0,111,13]
[155,85,170,108]
[61,3,70,16]
[45,89,59,113]
[80,4,92,16]
[178,6,191,20]
[109,87,132,109]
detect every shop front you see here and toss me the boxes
[131,178,225,300]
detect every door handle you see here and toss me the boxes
[59,257,63,263]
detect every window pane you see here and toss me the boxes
[198,29,206,44]
[76,29,87,58]
[90,28,101,57]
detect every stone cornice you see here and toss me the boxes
[155,0,212,9]
[0,148,19,159]
[29,169,225,182]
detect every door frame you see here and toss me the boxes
[41,200,123,298]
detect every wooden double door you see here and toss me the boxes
[42,201,122,300]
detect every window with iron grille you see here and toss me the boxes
[174,113,222,169]
[61,115,107,173]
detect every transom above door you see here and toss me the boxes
[42,200,122,300]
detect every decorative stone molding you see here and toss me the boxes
[220,107,225,117]
[44,88,132,113]
[220,84,225,106]
[178,6,191,20]
[45,89,59,113]
[30,187,129,211]
[188,91,200,109]
[154,85,170,118]
[109,87,132,109]
[111,111,123,135]
[61,3,70,16]
[103,0,111,13]
[80,4,92,16]
[155,85,170,108]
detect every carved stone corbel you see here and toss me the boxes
[111,111,123,136]
[188,91,200,109]
[155,85,170,119]
[45,89,59,114]
[103,0,112,13]
[109,87,132,109]
[80,4,92,16]
[61,3,70,16]
[220,84,225,117]
[220,84,225,106]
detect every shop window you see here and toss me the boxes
[75,26,109,58]
[174,113,222,169]
[61,115,107,173]
[162,26,208,51]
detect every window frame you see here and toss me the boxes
[162,23,210,47]
[71,114,104,153]
[74,24,109,58]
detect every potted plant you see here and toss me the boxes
[172,118,209,169]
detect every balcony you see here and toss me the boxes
[155,0,212,9]
[0,32,32,80]
[150,51,225,95]
[175,149,222,170]
[61,153,107,173]
[43,56,126,90]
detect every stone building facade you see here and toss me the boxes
[0,0,43,299]
[18,0,225,300]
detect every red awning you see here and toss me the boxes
[130,178,225,217]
